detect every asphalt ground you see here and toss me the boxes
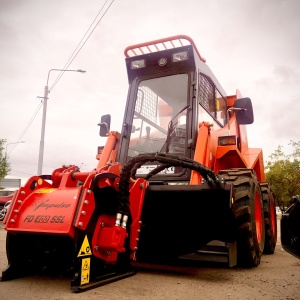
[0,218,299,300]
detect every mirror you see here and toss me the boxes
[98,114,111,137]
[234,97,254,125]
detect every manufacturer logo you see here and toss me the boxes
[33,199,71,211]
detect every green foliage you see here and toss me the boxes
[266,140,300,211]
[0,139,11,180]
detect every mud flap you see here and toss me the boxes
[1,232,76,281]
[1,231,135,292]
[135,181,236,263]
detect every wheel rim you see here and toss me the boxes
[254,190,263,243]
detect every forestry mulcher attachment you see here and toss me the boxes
[1,35,277,292]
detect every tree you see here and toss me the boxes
[266,140,300,211]
[0,139,11,180]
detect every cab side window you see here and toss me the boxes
[198,73,227,126]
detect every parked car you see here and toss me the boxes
[0,191,14,210]
[0,200,11,221]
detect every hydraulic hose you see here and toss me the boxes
[117,152,220,216]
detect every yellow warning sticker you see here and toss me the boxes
[80,257,90,285]
[78,235,92,257]
[35,188,56,194]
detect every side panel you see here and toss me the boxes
[5,186,80,236]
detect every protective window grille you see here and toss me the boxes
[198,73,216,117]
[136,87,158,123]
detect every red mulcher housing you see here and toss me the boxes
[1,35,277,292]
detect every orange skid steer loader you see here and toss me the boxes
[1,35,277,292]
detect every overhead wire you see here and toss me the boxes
[7,99,43,155]
[16,99,43,142]
[49,0,115,92]
[9,0,116,155]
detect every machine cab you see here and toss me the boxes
[117,35,228,182]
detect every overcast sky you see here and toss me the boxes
[0,0,299,185]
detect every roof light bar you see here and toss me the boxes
[173,51,188,62]
[124,35,206,62]
[131,59,146,69]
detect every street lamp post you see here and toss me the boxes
[37,69,86,175]
[5,141,25,157]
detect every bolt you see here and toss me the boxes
[21,191,25,195]
[94,246,100,251]
[81,211,86,216]
[78,222,83,226]
[140,183,144,189]
[136,238,139,241]
[84,200,89,204]
[13,210,19,214]
[132,252,136,261]
[87,189,92,194]
[106,251,111,257]
[100,222,105,227]
[10,219,15,223]
[17,200,22,205]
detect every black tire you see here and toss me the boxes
[0,207,5,221]
[219,168,265,267]
[260,183,277,254]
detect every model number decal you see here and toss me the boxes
[24,215,65,223]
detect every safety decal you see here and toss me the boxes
[80,257,90,285]
[35,188,56,194]
[78,235,92,257]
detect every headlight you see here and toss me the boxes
[158,57,167,66]
[131,59,146,69]
[218,135,236,146]
[172,51,188,62]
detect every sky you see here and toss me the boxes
[0,0,299,185]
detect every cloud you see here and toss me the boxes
[0,0,299,184]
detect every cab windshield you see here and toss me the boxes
[128,74,189,176]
